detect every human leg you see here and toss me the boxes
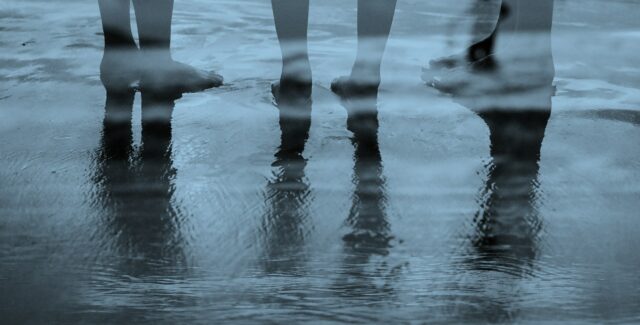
[98,0,136,47]
[332,0,397,96]
[98,0,140,89]
[132,0,222,93]
[271,0,312,99]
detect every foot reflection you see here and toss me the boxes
[426,1,555,320]
[271,0,397,94]
[455,1,555,273]
[93,76,186,277]
[261,82,313,274]
[450,0,555,277]
[334,93,397,299]
[469,108,550,275]
[331,0,398,95]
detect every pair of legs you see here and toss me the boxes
[266,83,390,280]
[446,1,555,274]
[98,0,222,93]
[96,84,187,275]
[271,0,397,97]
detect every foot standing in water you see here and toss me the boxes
[432,3,555,320]
[430,0,553,71]
[270,0,397,100]
[94,58,191,278]
[98,0,223,93]
[424,0,555,97]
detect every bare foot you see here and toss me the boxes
[332,78,380,133]
[330,76,380,99]
[271,77,312,105]
[100,45,141,91]
[140,59,223,95]
[271,78,313,122]
[272,56,312,104]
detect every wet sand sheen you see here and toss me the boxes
[1,0,640,323]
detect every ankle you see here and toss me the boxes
[349,66,381,85]
[102,28,137,49]
[281,57,311,82]
[140,48,173,64]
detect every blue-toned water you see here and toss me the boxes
[1,0,639,323]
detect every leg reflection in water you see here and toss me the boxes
[330,0,398,96]
[457,3,554,265]
[271,0,397,98]
[333,92,399,299]
[425,2,555,320]
[261,83,313,274]
[449,101,551,323]
[98,0,223,93]
[270,0,313,99]
[93,70,186,277]
[469,108,550,275]
[342,97,390,252]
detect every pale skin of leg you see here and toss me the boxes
[469,0,502,46]
[132,0,174,60]
[98,0,140,89]
[332,0,397,94]
[271,0,397,89]
[351,0,398,85]
[271,0,311,82]
[98,0,222,92]
[98,0,136,47]
[98,0,173,55]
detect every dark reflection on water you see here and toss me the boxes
[461,0,554,279]
[427,0,555,274]
[425,1,557,322]
[468,108,549,276]
[334,94,399,301]
[261,87,313,274]
[92,79,187,277]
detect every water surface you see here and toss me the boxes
[1,0,640,323]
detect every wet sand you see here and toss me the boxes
[1,0,640,323]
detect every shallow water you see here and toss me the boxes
[1,0,640,323]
